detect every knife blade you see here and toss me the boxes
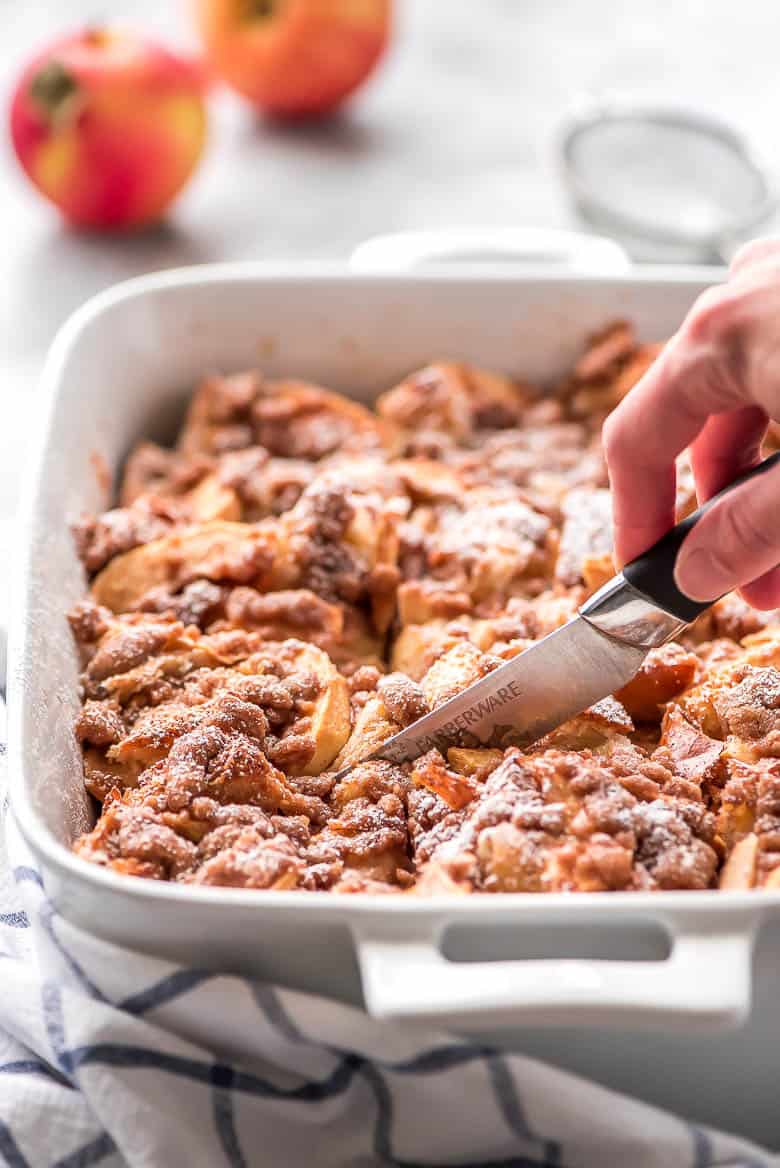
[333,452,780,777]
[346,612,649,768]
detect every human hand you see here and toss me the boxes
[603,237,780,610]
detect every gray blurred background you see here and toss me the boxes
[1,0,779,509]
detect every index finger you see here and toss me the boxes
[603,304,744,566]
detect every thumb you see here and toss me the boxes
[674,459,780,604]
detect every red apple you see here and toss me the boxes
[9,29,208,231]
[195,0,390,119]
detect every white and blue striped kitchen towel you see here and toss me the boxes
[0,700,775,1168]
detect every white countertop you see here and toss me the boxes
[1,0,779,511]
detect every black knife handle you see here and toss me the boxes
[622,451,780,624]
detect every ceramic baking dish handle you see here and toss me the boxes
[353,917,755,1028]
[350,228,631,274]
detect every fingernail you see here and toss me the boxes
[674,548,729,602]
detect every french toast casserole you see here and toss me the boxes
[67,322,780,895]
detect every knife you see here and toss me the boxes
[336,452,780,774]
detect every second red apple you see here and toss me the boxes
[195,0,391,118]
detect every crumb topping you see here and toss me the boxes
[68,325,780,893]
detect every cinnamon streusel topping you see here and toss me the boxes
[69,325,780,893]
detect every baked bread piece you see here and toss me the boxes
[68,326,780,894]
[178,372,390,460]
[71,606,350,795]
[408,746,718,893]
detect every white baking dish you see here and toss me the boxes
[9,234,780,1142]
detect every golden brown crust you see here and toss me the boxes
[554,487,613,591]
[377,361,530,439]
[614,643,699,724]
[68,336,780,894]
[178,372,388,460]
[411,747,718,893]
